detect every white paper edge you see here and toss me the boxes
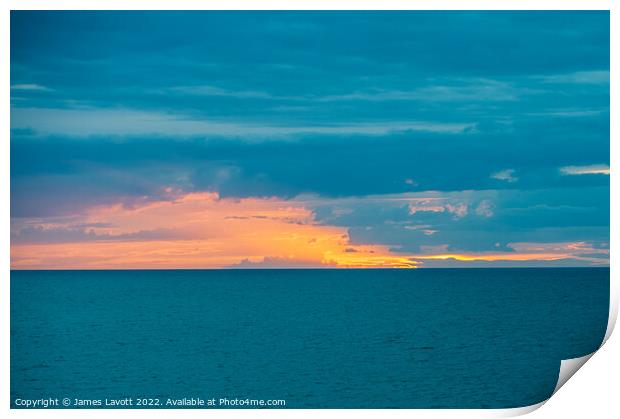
[3,1,617,418]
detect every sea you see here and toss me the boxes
[10,268,609,408]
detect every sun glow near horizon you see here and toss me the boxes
[10,192,607,270]
[10,192,419,269]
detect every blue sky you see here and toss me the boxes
[10,11,610,268]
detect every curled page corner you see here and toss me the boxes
[553,352,595,395]
[495,352,598,418]
[495,401,546,418]
[603,287,618,343]
[535,288,617,409]
[548,289,619,395]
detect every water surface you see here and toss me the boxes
[11,268,609,408]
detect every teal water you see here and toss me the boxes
[11,268,609,408]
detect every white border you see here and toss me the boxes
[2,1,617,418]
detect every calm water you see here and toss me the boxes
[11,268,609,408]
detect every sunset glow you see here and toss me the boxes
[11,192,419,269]
[10,192,607,269]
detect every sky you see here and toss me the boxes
[10,11,610,269]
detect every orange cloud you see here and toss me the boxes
[10,192,418,269]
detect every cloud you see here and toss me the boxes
[10,107,474,138]
[408,201,469,219]
[11,83,50,91]
[525,108,606,118]
[337,187,608,256]
[446,203,468,219]
[12,224,180,243]
[411,240,608,267]
[475,200,494,218]
[408,203,446,215]
[11,114,610,218]
[537,70,609,85]
[412,257,606,268]
[229,257,330,269]
[167,85,274,99]
[491,169,518,183]
[10,11,610,209]
[315,79,527,102]
[560,164,610,176]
